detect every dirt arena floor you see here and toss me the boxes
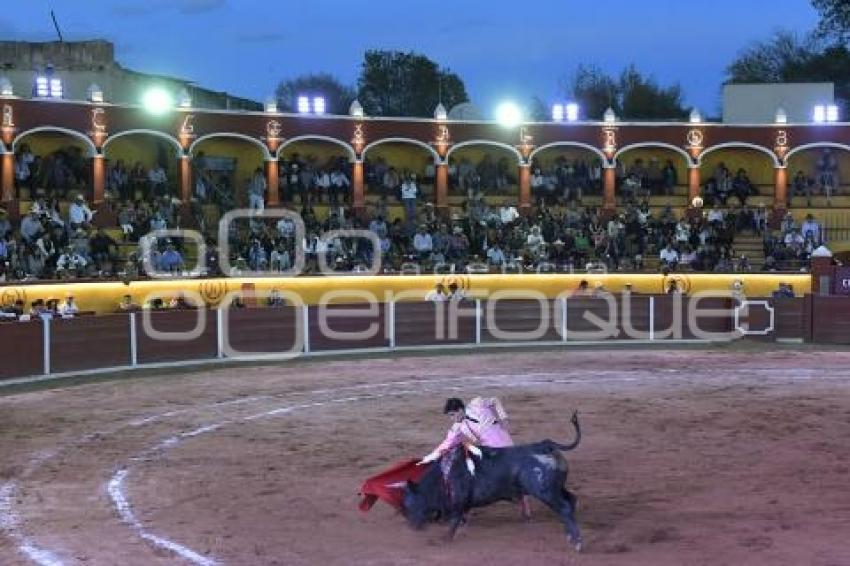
[1,347,850,566]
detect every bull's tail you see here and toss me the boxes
[546,411,581,451]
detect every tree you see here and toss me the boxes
[566,64,619,120]
[813,0,850,41]
[726,31,820,83]
[356,50,469,118]
[560,64,686,120]
[619,65,688,120]
[275,73,355,115]
[726,30,850,108]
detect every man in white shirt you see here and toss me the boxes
[526,226,545,257]
[330,169,350,205]
[499,204,519,225]
[413,226,433,260]
[487,242,506,266]
[68,195,93,231]
[659,244,679,268]
[401,175,418,221]
[531,169,545,202]
[707,207,724,224]
[800,214,821,243]
[425,283,447,302]
[148,164,168,197]
[314,170,331,204]
[248,167,267,211]
[58,294,80,316]
[276,217,295,239]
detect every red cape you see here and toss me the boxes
[359,458,430,512]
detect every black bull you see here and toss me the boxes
[402,412,583,551]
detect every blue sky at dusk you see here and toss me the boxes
[2,0,819,116]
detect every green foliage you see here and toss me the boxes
[562,64,687,120]
[357,50,469,117]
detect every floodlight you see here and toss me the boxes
[813,105,826,123]
[565,102,579,122]
[313,96,326,115]
[827,104,839,122]
[552,104,564,122]
[297,96,310,113]
[496,101,522,128]
[142,88,174,115]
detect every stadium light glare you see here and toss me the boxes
[551,104,564,122]
[813,105,827,123]
[297,96,311,114]
[496,101,522,128]
[827,104,839,122]
[0,75,12,97]
[313,96,326,115]
[142,87,174,115]
[565,102,579,122]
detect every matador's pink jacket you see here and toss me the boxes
[432,397,514,455]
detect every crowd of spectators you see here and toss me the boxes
[0,143,835,284]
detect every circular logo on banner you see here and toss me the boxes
[1,287,27,308]
[199,280,228,305]
[662,274,692,294]
[439,274,471,292]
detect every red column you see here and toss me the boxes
[180,155,192,203]
[518,164,531,213]
[688,166,701,205]
[435,162,448,216]
[92,155,105,204]
[266,160,280,206]
[352,160,365,216]
[1,151,13,202]
[603,166,616,211]
[774,167,788,211]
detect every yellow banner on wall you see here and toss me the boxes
[0,273,811,314]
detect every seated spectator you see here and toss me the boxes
[68,194,94,232]
[772,282,795,299]
[413,225,433,260]
[117,294,140,312]
[160,244,184,273]
[148,163,168,197]
[425,283,447,302]
[800,214,821,244]
[659,242,679,269]
[248,167,267,210]
[58,294,79,316]
[260,288,283,307]
[56,246,88,278]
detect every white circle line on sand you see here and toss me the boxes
[0,482,64,566]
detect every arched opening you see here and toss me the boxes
[528,144,606,207]
[276,137,356,230]
[446,142,522,208]
[189,135,267,213]
[614,145,691,211]
[699,146,776,208]
[102,132,182,204]
[362,140,438,220]
[786,145,850,207]
[12,128,97,203]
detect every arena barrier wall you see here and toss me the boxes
[0,295,812,383]
[0,273,812,315]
